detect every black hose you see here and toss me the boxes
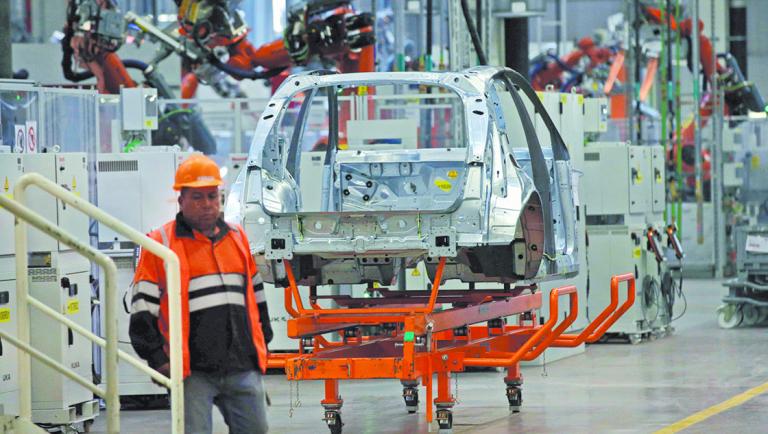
[208,55,287,81]
[121,58,150,71]
[426,0,433,58]
[191,22,286,80]
[475,0,482,42]
[460,0,487,65]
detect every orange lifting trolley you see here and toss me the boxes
[267,257,636,433]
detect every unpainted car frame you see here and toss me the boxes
[225,66,579,287]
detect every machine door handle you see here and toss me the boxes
[123,291,130,314]
[68,328,74,346]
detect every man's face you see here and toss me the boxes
[178,186,220,232]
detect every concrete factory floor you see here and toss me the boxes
[91,278,768,433]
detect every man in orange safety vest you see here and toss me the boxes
[129,154,272,434]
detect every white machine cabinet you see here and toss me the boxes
[29,252,98,423]
[583,142,675,340]
[20,153,97,423]
[0,259,19,416]
[583,97,609,133]
[582,142,650,223]
[0,154,23,415]
[22,153,89,253]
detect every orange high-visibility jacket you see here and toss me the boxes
[129,218,269,377]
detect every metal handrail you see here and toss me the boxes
[0,172,185,433]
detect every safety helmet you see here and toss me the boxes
[173,154,223,191]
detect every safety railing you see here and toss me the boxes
[0,173,184,434]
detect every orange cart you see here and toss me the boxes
[268,257,636,433]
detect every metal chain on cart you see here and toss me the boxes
[454,372,460,404]
[288,380,302,418]
[288,381,293,418]
[541,350,549,377]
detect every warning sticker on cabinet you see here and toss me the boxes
[745,235,768,254]
[66,299,79,315]
[0,308,10,323]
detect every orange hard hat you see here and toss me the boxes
[173,154,223,191]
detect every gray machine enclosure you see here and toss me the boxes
[228,67,580,286]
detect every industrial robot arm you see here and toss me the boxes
[62,0,218,154]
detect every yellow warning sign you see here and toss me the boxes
[411,268,421,277]
[0,308,10,323]
[66,299,79,315]
[72,176,77,191]
[752,155,761,169]
[578,95,584,105]
[0,193,11,209]
[633,246,642,259]
[447,170,458,179]
[434,179,452,192]
[561,95,568,105]
[3,177,8,192]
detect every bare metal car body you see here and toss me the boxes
[225,66,579,286]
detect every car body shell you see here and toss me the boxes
[225,66,579,286]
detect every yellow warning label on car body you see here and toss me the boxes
[447,170,458,179]
[434,179,452,192]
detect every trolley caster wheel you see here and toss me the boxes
[629,334,642,345]
[717,304,743,329]
[323,410,343,434]
[402,387,419,413]
[436,408,453,431]
[742,304,761,326]
[506,385,522,413]
[759,308,768,325]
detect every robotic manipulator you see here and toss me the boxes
[529,2,766,198]
[61,0,376,153]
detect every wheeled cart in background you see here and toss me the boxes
[719,226,768,328]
